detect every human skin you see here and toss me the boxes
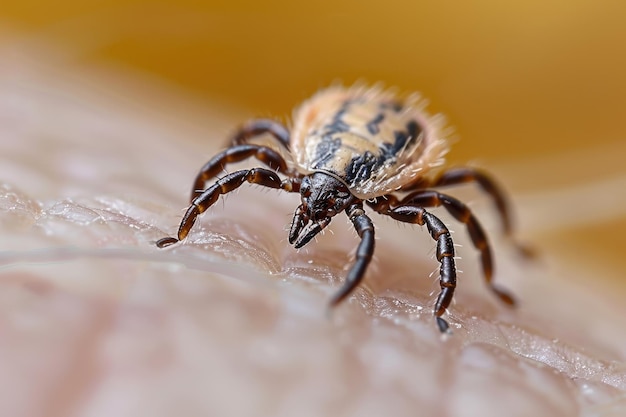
[1,47,625,417]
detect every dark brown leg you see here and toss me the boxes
[328,203,375,308]
[368,197,456,332]
[390,190,516,306]
[230,119,291,151]
[156,168,300,248]
[190,144,294,201]
[430,167,514,237]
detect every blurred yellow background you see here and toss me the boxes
[2,1,625,161]
[1,0,625,286]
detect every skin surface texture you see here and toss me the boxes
[1,43,626,417]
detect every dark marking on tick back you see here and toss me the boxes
[325,118,350,134]
[366,113,385,135]
[380,100,403,113]
[345,151,378,185]
[312,135,342,168]
[321,100,353,135]
[379,119,422,159]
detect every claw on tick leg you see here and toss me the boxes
[436,316,451,333]
[156,237,179,248]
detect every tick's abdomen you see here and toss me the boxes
[291,85,449,198]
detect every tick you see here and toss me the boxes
[156,85,526,332]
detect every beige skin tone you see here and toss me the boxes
[1,49,626,417]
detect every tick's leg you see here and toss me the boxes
[191,144,294,201]
[431,168,534,257]
[156,168,300,248]
[397,190,516,307]
[403,167,533,257]
[370,199,457,333]
[230,119,291,151]
[328,203,375,308]
[431,168,513,236]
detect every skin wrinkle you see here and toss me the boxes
[0,53,625,417]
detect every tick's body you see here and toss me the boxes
[291,87,447,198]
[157,85,522,332]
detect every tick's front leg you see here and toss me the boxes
[157,168,300,248]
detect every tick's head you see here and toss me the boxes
[300,172,354,221]
[289,172,355,248]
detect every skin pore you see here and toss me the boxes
[0,46,625,417]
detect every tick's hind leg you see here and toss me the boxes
[156,168,300,248]
[397,190,516,307]
[370,199,457,332]
[431,167,533,257]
